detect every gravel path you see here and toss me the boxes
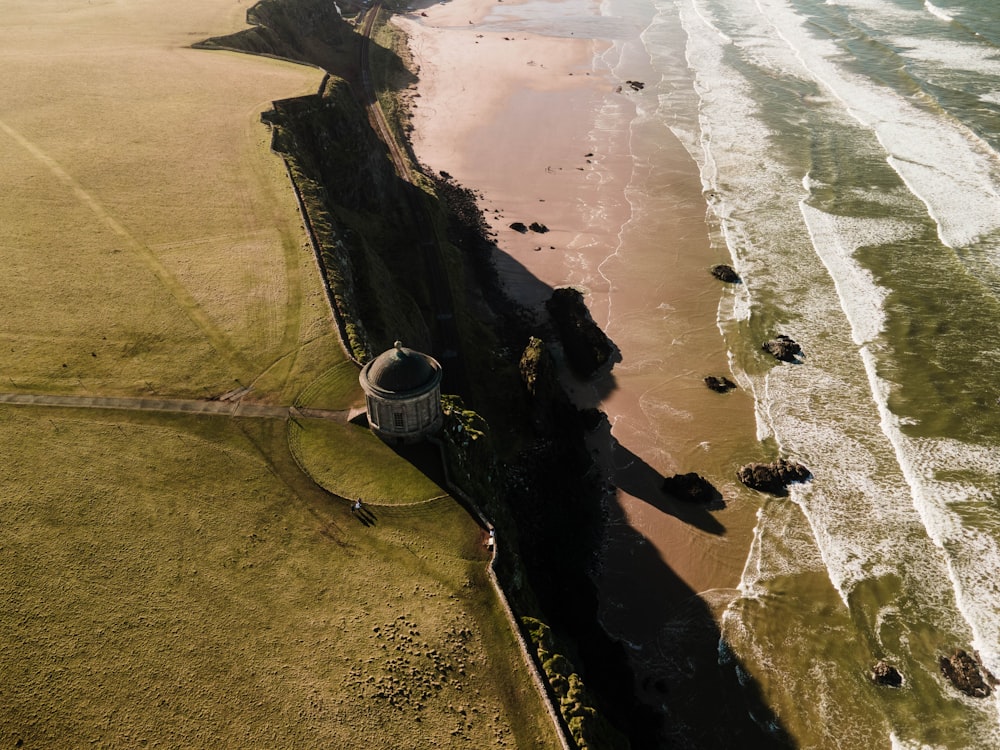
[0,392,357,423]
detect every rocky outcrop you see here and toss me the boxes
[870,660,903,687]
[546,287,614,379]
[519,337,564,433]
[710,264,740,283]
[763,334,803,363]
[940,649,996,698]
[704,376,737,393]
[520,337,558,399]
[737,459,811,495]
[529,222,549,234]
[662,473,721,504]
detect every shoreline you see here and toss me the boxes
[397,0,765,725]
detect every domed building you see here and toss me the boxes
[359,341,443,444]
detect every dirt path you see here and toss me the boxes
[357,6,466,389]
[0,391,357,423]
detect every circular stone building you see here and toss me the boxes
[359,341,443,444]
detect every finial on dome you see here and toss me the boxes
[394,340,403,351]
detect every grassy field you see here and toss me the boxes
[0,408,556,747]
[0,0,333,399]
[0,1,559,746]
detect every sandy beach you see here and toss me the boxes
[397,0,766,716]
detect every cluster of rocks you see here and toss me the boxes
[939,649,996,698]
[509,221,549,234]
[661,472,720,504]
[869,649,997,699]
[658,458,810,505]
[736,458,811,495]
[763,334,803,363]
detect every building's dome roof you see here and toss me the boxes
[362,341,441,396]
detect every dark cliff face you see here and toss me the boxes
[262,80,433,357]
[267,80,410,217]
[197,0,359,76]
[202,1,661,744]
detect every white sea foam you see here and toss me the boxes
[685,0,730,42]
[798,201,905,346]
[751,0,1000,249]
[767,387,944,603]
[860,345,1000,678]
[823,0,916,26]
[923,0,953,23]
[890,733,948,750]
[891,35,1000,77]
[672,0,1000,741]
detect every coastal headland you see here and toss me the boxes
[0,1,557,747]
[1,0,793,746]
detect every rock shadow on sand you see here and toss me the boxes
[592,416,726,536]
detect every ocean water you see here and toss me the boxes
[474,0,1000,745]
[648,0,1000,745]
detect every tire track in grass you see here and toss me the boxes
[221,106,318,399]
[0,117,254,376]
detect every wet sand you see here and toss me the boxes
[397,0,764,711]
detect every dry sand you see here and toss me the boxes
[400,2,625,310]
[398,0,765,695]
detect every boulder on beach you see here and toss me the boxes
[710,264,740,283]
[940,649,996,698]
[870,660,903,687]
[704,375,737,393]
[737,458,811,495]
[763,334,803,363]
[528,222,549,234]
[509,221,528,233]
[662,472,721,504]
[625,80,645,91]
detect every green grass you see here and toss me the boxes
[288,417,446,505]
[0,2,562,746]
[0,4,328,399]
[292,357,366,411]
[0,408,558,747]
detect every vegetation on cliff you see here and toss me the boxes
[522,618,630,750]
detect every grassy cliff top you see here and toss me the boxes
[0,1,561,746]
